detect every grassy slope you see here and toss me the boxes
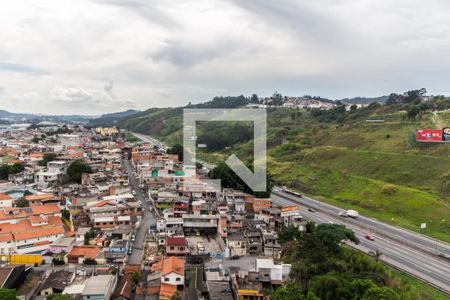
[267,109,450,241]
[119,106,450,242]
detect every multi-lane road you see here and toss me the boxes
[132,132,167,152]
[272,190,450,295]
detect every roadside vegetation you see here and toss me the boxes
[272,223,449,300]
[123,130,141,143]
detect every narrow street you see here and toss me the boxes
[124,159,157,265]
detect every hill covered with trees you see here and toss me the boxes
[116,90,450,242]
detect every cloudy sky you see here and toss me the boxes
[1,0,450,115]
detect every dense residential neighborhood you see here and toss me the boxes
[0,123,304,300]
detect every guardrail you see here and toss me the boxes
[274,191,450,295]
[273,191,450,259]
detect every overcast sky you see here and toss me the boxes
[1,0,450,115]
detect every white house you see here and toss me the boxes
[154,256,185,286]
[0,193,13,208]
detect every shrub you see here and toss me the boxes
[382,184,398,195]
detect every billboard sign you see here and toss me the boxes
[281,205,300,217]
[442,127,450,142]
[416,129,442,142]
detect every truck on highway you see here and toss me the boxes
[281,186,303,198]
[347,210,359,218]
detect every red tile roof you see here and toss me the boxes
[160,283,177,298]
[0,233,14,242]
[166,237,188,246]
[160,256,185,276]
[13,225,65,241]
[30,204,60,215]
[0,193,12,201]
[67,245,100,259]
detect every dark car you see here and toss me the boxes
[230,255,240,260]
[308,208,316,213]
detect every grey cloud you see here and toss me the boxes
[0,62,49,75]
[104,80,116,99]
[230,1,353,47]
[150,41,224,67]
[50,87,101,104]
[95,0,180,29]
[3,0,450,115]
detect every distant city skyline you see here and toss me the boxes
[2,0,450,114]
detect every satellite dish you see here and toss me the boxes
[1,256,6,262]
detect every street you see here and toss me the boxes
[124,159,157,265]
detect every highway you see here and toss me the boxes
[273,188,450,256]
[132,132,167,152]
[272,192,450,294]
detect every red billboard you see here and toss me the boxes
[416,129,442,142]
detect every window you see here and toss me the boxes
[164,278,169,282]
[176,277,181,281]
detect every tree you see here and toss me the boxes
[250,94,259,104]
[373,248,383,263]
[278,225,303,244]
[0,163,24,180]
[9,163,24,174]
[61,209,71,221]
[209,161,273,198]
[310,272,351,300]
[362,287,399,300]
[407,105,420,119]
[403,88,426,104]
[66,160,93,183]
[52,257,65,265]
[131,271,140,284]
[15,197,29,207]
[270,283,320,300]
[385,93,403,106]
[0,288,17,300]
[315,224,359,253]
[170,292,183,300]
[39,152,57,166]
[83,258,97,265]
[84,229,96,245]
[0,164,10,180]
[350,279,376,299]
[167,144,184,162]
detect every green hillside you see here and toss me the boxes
[117,95,450,242]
